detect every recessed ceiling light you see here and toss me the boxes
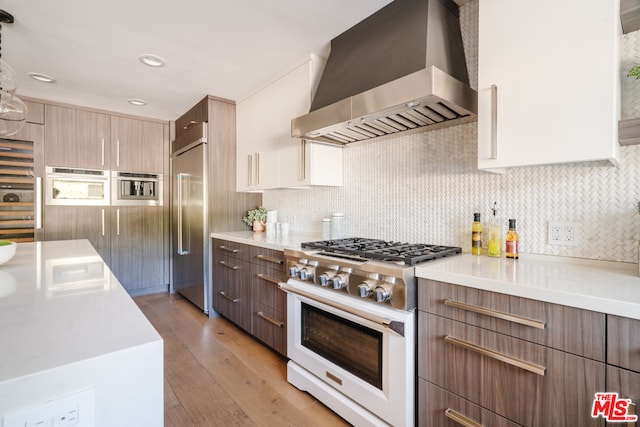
[138,54,165,68]
[128,99,147,106]
[27,72,56,83]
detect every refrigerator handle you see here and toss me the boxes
[177,173,190,255]
[35,177,42,229]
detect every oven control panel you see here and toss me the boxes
[285,255,415,311]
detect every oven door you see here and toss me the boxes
[282,280,414,427]
[45,166,110,206]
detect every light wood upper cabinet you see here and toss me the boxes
[111,116,164,173]
[237,55,343,191]
[24,100,45,124]
[44,105,110,169]
[477,0,620,172]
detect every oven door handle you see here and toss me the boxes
[279,282,405,337]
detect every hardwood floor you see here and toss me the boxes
[134,292,350,427]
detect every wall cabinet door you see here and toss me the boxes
[44,105,110,169]
[109,206,164,294]
[477,0,620,171]
[236,81,279,191]
[111,116,164,173]
[236,55,342,191]
[43,206,110,263]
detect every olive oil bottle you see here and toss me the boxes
[505,219,519,259]
[487,202,502,257]
[471,213,482,255]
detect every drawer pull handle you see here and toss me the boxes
[218,261,239,270]
[444,335,546,376]
[219,291,239,303]
[444,408,482,427]
[257,273,280,285]
[219,245,239,253]
[256,254,284,265]
[444,299,546,330]
[256,311,284,328]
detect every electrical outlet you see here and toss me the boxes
[4,388,94,427]
[548,221,580,246]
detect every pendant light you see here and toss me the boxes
[0,9,27,137]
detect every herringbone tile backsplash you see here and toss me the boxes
[263,1,640,263]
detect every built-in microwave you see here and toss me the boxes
[111,171,163,206]
[45,166,110,206]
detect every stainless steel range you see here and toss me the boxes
[280,237,461,427]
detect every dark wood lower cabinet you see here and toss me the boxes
[212,239,287,356]
[606,366,639,426]
[212,251,252,332]
[419,379,521,427]
[418,278,607,427]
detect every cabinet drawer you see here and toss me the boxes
[419,379,521,427]
[418,279,605,361]
[252,301,286,356]
[213,238,251,261]
[250,246,285,268]
[608,315,640,373]
[212,254,251,331]
[606,365,640,425]
[418,312,605,426]
[253,265,286,311]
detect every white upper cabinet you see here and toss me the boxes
[236,55,343,191]
[477,0,620,172]
[236,81,279,191]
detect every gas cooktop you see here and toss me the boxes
[301,237,461,266]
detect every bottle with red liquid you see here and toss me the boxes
[505,219,519,259]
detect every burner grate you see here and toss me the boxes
[302,238,461,266]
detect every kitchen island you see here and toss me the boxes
[0,240,163,427]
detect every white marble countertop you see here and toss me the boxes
[0,239,162,383]
[211,230,322,252]
[415,253,640,320]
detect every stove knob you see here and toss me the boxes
[289,264,304,278]
[319,272,333,287]
[299,266,316,281]
[373,283,392,303]
[331,268,352,290]
[357,279,377,298]
[332,275,347,290]
[319,266,339,287]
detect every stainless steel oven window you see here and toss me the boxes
[300,302,383,389]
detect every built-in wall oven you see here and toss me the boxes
[281,238,461,427]
[45,166,109,206]
[111,171,163,206]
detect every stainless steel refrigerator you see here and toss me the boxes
[171,123,208,313]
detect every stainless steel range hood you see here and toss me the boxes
[292,0,477,146]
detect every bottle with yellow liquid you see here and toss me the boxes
[505,219,519,259]
[471,213,482,255]
[487,202,502,257]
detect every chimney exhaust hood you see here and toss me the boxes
[292,0,477,146]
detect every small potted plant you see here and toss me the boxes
[628,64,640,80]
[242,206,268,232]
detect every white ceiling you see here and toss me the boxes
[1,0,393,121]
